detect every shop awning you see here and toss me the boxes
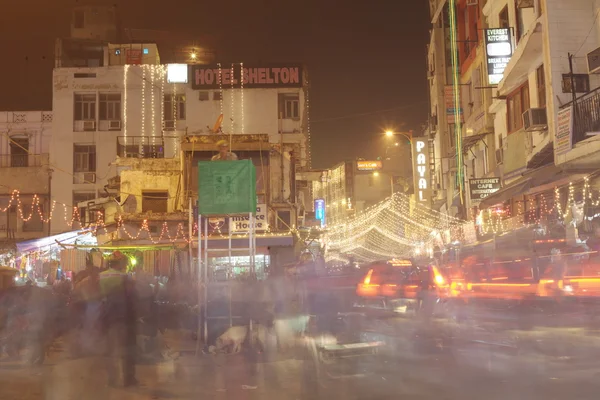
[498,20,543,96]
[479,164,589,208]
[478,178,532,209]
[462,133,489,155]
[526,141,554,169]
[16,230,97,254]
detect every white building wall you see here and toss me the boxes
[0,111,53,240]
[51,64,307,234]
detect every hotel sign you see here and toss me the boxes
[412,139,431,203]
[356,160,382,171]
[469,178,501,204]
[190,65,303,89]
[485,28,513,85]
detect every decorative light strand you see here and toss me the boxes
[141,66,146,155]
[123,65,129,157]
[230,63,235,134]
[151,65,156,147]
[240,62,244,134]
[217,63,224,120]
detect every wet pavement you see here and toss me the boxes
[1,315,600,400]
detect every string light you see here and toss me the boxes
[230,63,235,134]
[240,62,244,134]
[151,65,156,147]
[305,76,311,168]
[141,66,146,156]
[123,65,129,157]
[218,63,224,120]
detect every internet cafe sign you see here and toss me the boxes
[356,160,382,171]
[229,204,268,232]
[469,178,501,204]
[191,65,303,89]
[485,28,513,85]
[412,139,431,203]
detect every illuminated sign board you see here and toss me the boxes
[229,204,267,232]
[314,199,326,227]
[167,64,188,83]
[412,139,431,203]
[356,160,382,171]
[469,178,501,204]
[190,65,303,89]
[485,28,513,85]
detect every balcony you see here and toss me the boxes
[561,87,600,146]
[0,154,48,168]
[117,136,165,159]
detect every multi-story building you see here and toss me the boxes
[427,0,498,220]
[468,0,600,243]
[48,5,309,270]
[0,111,53,243]
[312,160,393,227]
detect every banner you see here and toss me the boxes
[198,160,257,215]
[229,204,267,232]
[555,106,573,156]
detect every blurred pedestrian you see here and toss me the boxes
[99,251,137,387]
[211,140,238,161]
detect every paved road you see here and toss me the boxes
[1,320,600,400]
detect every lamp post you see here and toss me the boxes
[384,130,413,195]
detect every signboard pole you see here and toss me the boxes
[203,217,208,344]
[195,214,203,356]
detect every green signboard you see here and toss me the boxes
[198,160,257,215]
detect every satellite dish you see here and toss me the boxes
[212,114,223,133]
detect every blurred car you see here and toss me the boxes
[355,258,449,315]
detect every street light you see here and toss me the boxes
[373,171,380,177]
[385,130,394,137]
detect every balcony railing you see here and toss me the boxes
[0,154,48,168]
[561,87,600,146]
[117,137,165,158]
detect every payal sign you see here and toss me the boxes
[485,28,513,85]
[191,65,303,89]
[229,204,267,232]
[412,139,431,203]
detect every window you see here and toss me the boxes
[536,65,546,108]
[499,6,509,29]
[213,91,222,101]
[278,93,300,119]
[73,145,96,172]
[516,6,524,43]
[74,10,84,29]
[163,94,186,121]
[507,84,530,133]
[198,91,209,101]
[73,191,96,224]
[10,137,29,167]
[142,191,169,213]
[99,93,121,121]
[561,74,590,94]
[22,203,44,232]
[74,93,96,121]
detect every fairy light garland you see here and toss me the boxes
[230,63,235,134]
[151,65,156,147]
[240,62,245,134]
[123,65,129,157]
[217,63,224,120]
[141,66,146,156]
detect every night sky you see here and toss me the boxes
[1,0,430,169]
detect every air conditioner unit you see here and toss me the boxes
[495,148,504,165]
[163,120,175,130]
[83,120,96,131]
[522,108,548,132]
[83,172,96,184]
[587,47,600,74]
[108,120,121,130]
